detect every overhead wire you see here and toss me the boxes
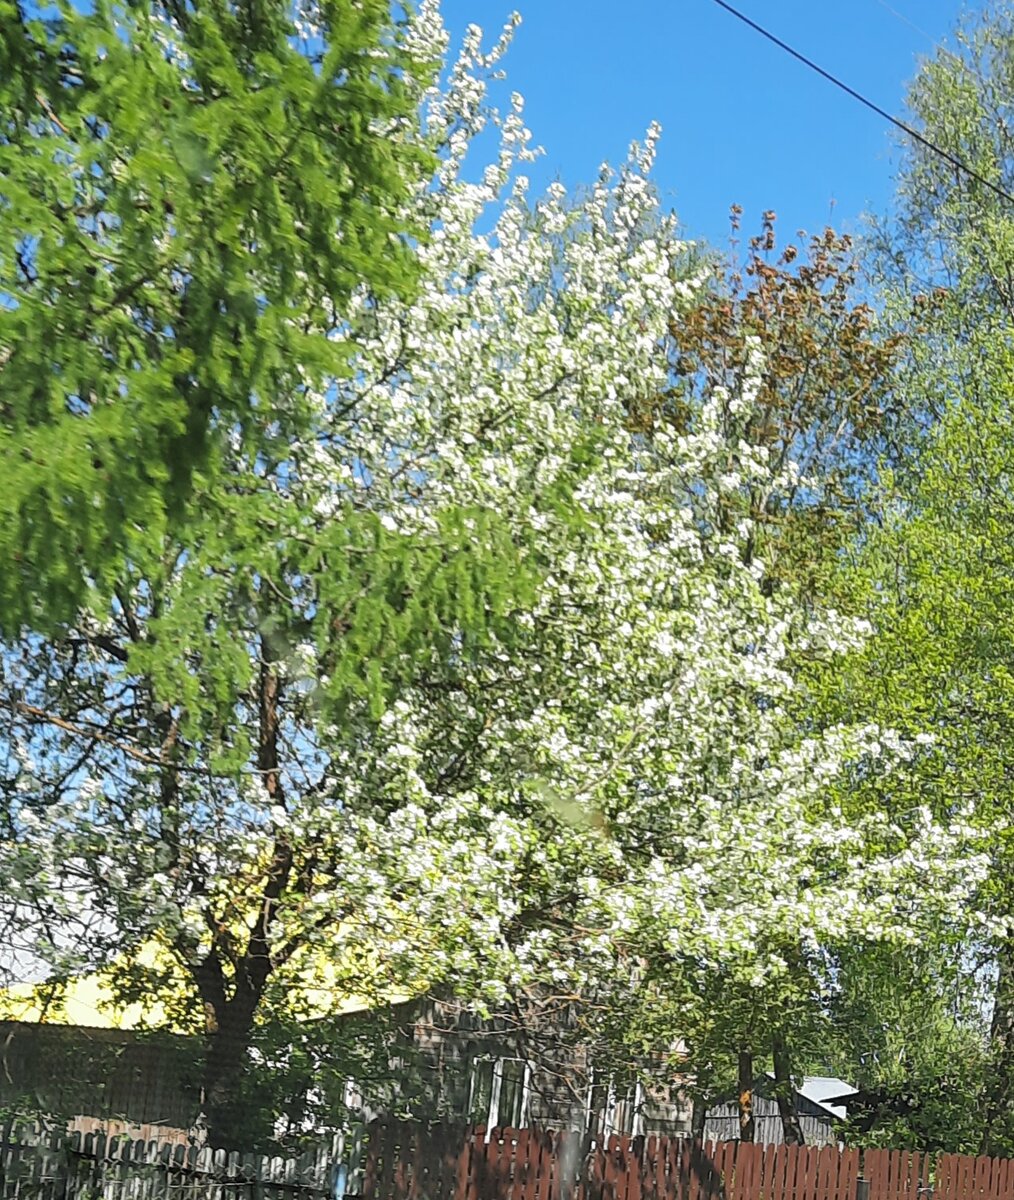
[708,0,1014,208]
[871,0,937,47]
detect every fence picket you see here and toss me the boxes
[998,1154,1011,1200]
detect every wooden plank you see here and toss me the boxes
[670,1139,686,1200]
[958,1151,971,1200]
[815,1144,831,1200]
[534,1129,554,1200]
[830,1142,844,1200]
[614,1136,630,1200]
[740,1141,753,1200]
[715,1142,736,1200]
[816,1144,834,1200]
[658,1136,674,1200]
[882,1148,898,1200]
[688,1139,703,1200]
[981,1154,993,1200]
[753,1137,772,1200]
[749,1143,766,1200]
[864,1149,885,1200]
[685,1141,701,1200]
[415,1123,434,1200]
[769,1142,788,1200]
[955,1151,969,1200]
[985,1154,1000,1200]
[888,1148,903,1200]
[597,1136,614,1200]
[361,1124,382,1200]
[902,1151,918,1200]
[783,1144,800,1200]
[908,1150,923,1200]
[613,1134,630,1200]
[477,1123,496,1200]
[615,1134,632,1200]
[1000,1153,1013,1200]
[426,1122,442,1200]
[826,1144,844,1200]
[630,1137,648,1200]
[590,1136,606,1200]
[405,1124,421,1200]
[738,1142,759,1200]
[508,1130,524,1200]
[934,1153,952,1200]
[620,1134,636,1200]
[977,1154,991,1200]
[849,1146,865,1200]
[638,1136,652,1200]
[839,1148,859,1200]
[986,1153,1001,1200]
[548,1130,565,1200]
[903,1148,917,1200]
[996,1154,1011,1200]
[512,1129,531,1200]
[972,1155,990,1200]
[541,1127,558,1200]
[796,1145,816,1200]
[889,1149,905,1200]
[504,1130,519,1200]
[678,1137,692,1200]
[704,1139,720,1200]
[393,1122,410,1200]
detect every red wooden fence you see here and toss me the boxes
[358,1124,1014,1200]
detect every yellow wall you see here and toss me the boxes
[0,941,413,1031]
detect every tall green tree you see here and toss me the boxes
[815,942,988,1153]
[0,0,434,631]
[815,1,1014,1154]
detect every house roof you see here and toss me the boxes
[795,1076,857,1120]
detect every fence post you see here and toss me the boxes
[856,1179,870,1200]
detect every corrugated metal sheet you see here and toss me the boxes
[703,1094,838,1147]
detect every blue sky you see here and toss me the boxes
[436,0,965,252]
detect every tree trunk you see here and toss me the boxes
[201,998,258,1147]
[691,1092,707,1143]
[771,1035,805,1145]
[738,1049,755,1142]
[195,650,287,1150]
[981,939,1014,1155]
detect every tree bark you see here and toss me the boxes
[193,648,289,1149]
[202,996,258,1146]
[771,1035,805,1145]
[981,939,1014,1155]
[738,1049,755,1142]
[691,1092,707,1143]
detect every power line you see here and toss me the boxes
[872,0,936,47]
[708,0,1014,208]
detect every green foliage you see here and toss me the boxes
[798,3,1014,1154]
[0,0,434,632]
[814,945,988,1154]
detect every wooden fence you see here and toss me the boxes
[5,1120,1014,1200]
[357,1124,1014,1200]
[0,1119,342,1200]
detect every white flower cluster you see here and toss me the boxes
[276,5,988,1013]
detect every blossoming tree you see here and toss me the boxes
[0,0,988,1147]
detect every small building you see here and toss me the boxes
[703,1075,857,1147]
